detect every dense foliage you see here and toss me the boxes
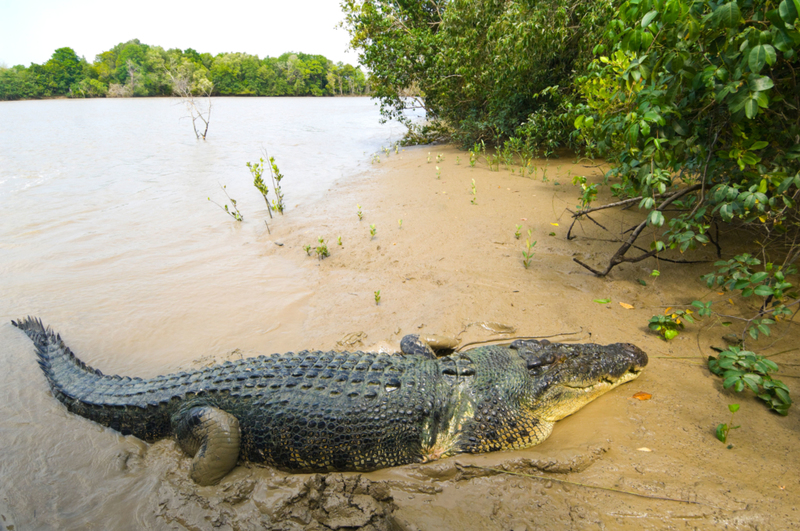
[0,40,369,100]
[576,0,800,259]
[341,0,617,152]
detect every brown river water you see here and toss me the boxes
[1,99,799,530]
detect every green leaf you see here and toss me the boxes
[712,2,741,28]
[748,76,774,92]
[779,0,799,24]
[715,423,727,442]
[754,285,774,296]
[749,45,776,73]
[728,403,740,413]
[648,210,665,226]
[745,98,758,119]
[664,329,679,340]
[641,10,658,27]
[723,375,739,388]
[593,298,611,304]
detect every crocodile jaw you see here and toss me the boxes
[539,368,643,423]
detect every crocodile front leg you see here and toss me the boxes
[172,406,241,486]
[400,334,460,359]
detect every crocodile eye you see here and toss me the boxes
[526,353,555,369]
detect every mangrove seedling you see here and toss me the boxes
[247,158,272,219]
[436,166,441,179]
[267,155,286,214]
[648,308,695,341]
[208,184,243,222]
[398,219,403,229]
[357,204,363,221]
[456,156,461,165]
[522,237,537,269]
[374,290,381,305]
[469,143,479,167]
[315,237,330,259]
[715,404,740,444]
[470,179,477,205]
[372,154,380,164]
[369,224,376,239]
[515,224,522,239]
[303,244,312,256]
[436,153,443,164]
[337,236,342,246]
[427,152,431,163]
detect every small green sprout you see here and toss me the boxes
[315,237,330,259]
[470,179,477,205]
[303,244,312,256]
[337,236,342,246]
[716,404,740,444]
[522,233,536,269]
[398,219,403,228]
[514,224,521,239]
[357,204,363,221]
[369,224,376,238]
[374,290,381,305]
[208,184,243,221]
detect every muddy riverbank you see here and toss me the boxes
[2,145,798,530]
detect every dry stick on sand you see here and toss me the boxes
[466,466,707,507]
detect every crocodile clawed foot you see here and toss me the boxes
[400,334,460,359]
[172,406,241,486]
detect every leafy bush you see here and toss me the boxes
[576,0,800,256]
[709,346,791,415]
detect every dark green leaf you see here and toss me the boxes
[715,423,727,442]
[712,2,741,28]
[779,0,799,24]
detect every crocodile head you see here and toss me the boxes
[518,340,648,423]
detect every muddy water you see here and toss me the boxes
[1,105,799,529]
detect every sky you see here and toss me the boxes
[0,0,360,67]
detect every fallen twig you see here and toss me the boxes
[463,466,705,506]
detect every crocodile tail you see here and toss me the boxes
[12,316,171,440]
[13,316,105,390]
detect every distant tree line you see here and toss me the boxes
[0,39,370,100]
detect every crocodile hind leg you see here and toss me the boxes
[400,334,460,359]
[172,406,241,486]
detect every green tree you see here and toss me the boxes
[574,0,800,275]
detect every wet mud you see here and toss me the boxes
[2,146,799,529]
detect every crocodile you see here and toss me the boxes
[13,317,647,485]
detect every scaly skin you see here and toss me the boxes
[13,317,647,485]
